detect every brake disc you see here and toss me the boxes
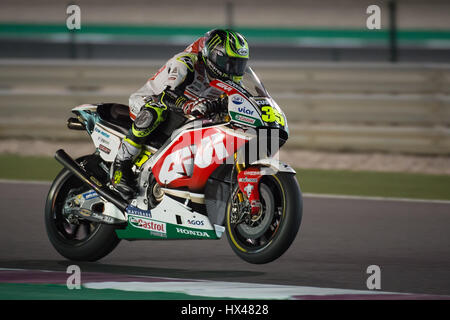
[236,184,274,239]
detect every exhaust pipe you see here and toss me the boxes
[67,117,85,130]
[54,149,128,214]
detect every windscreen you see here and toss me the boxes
[240,67,269,97]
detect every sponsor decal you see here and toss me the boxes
[159,133,229,184]
[211,79,247,96]
[215,82,233,92]
[237,47,248,56]
[98,137,110,145]
[244,170,262,175]
[176,227,210,238]
[187,219,205,226]
[82,190,98,200]
[129,216,167,236]
[126,206,152,218]
[226,80,246,92]
[238,177,258,183]
[237,167,263,215]
[232,96,244,105]
[99,144,111,154]
[243,183,254,198]
[207,60,226,78]
[254,98,270,106]
[237,106,254,115]
[94,127,110,138]
[235,114,256,124]
[92,212,115,224]
[89,176,102,187]
[77,208,115,224]
[78,208,92,217]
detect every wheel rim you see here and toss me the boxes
[236,184,275,239]
[51,172,101,246]
[228,175,285,253]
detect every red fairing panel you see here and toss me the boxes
[152,125,248,192]
[209,79,242,96]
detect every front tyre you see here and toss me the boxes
[44,155,121,261]
[226,172,302,264]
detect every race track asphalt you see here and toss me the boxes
[0,181,449,296]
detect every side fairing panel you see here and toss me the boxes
[151,125,248,192]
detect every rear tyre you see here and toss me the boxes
[226,172,302,264]
[44,155,121,261]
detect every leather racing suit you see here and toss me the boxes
[113,37,225,195]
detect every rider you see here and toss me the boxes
[112,29,250,196]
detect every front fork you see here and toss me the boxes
[234,153,263,215]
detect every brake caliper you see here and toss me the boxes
[237,167,263,215]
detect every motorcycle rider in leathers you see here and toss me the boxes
[112,29,250,196]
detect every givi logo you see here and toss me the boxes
[215,82,233,92]
[158,132,229,184]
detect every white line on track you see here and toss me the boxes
[0,179,51,186]
[3,267,449,300]
[83,280,403,300]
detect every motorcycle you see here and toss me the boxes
[45,67,303,264]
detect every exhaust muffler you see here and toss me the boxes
[54,149,128,214]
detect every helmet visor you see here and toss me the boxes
[210,51,248,77]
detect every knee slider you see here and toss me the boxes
[134,108,155,130]
[132,108,156,138]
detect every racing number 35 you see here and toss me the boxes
[261,106,285,126]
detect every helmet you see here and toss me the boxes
[201,29,249,83]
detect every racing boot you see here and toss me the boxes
[112,138,141,197]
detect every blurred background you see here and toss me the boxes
[1,0,450,174]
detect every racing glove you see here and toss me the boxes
[183,97,227,117]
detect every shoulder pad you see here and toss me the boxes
[174,53,197,72]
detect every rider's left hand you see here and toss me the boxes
[183,97,227,117]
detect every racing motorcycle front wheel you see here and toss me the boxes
[225,172,302,264]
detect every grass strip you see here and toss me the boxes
[0,154,62,181]
[296,168,450,201]
[0,154,449,201]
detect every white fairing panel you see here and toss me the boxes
[148,196,214,231]
[90,123,123,162]
[228,93,262,127]
[251,158,296,174]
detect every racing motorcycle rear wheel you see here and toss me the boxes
[44,155,121,261]
[225,172,302,264]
